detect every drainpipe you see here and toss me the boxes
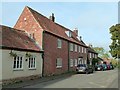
[42,31,45,77]
[68,41,70,72]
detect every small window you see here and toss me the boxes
[75,59,77,66]
[70,59,74,67]
[29,56,36,69]
[13,56,23,70]
[84,48,86,53]
[70,43,73,51]
[56,58,62,68]
[82,47,84,53]
[79,46,80,52]
[57,39,62,48]
[75,44,77,52]
[90,53,92,58]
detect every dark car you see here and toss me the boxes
[76,64,94,74]
[101,64,107,71]
[106,64,111,70]
[110,64,114,70]
[95,64,103,71]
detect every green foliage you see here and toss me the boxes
[109,24,120,58]
[93,47,110,58]
[92,58,98,66]
[9,51,17,57]
[111,58,118,67]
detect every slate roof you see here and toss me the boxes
[0,25,42,52]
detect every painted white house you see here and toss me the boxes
[0,25,43,84]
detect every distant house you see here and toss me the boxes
[102,58,111,64]
[87,46,98,65]
[0,25,43,84]
[14,6,88,76]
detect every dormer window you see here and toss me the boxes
[65,31,72,37]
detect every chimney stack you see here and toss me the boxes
[89,44,93,47]
[49,13,55,22]
[73,28,78,36]
[80,36,82,41]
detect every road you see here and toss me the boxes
[23,69,118,88]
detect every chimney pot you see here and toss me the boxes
[49,13,55,22]
[73,28,78,36]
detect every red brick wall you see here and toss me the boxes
[69,45,87,71]
[43,32,69,76]
[14,7,43,49]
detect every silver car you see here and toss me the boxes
[76,64,94,74]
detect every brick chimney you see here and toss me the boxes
[49,13,55,22]
[73,28,78,36]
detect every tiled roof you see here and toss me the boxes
[27,6,87,47]
[0,25,42,52]
[88,47,98,54]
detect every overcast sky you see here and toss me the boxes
[1,2,118,51]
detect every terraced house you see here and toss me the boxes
[14,6,90,76]
[0,25,43,84]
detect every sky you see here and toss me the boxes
[1,2,118,51]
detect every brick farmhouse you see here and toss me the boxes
[14,6,98,76]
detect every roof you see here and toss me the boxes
[0,25,43,52]
[88,47,98,54]
[26,6,87,47]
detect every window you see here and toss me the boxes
[29,56,36,69]
[95,54,97,58]
[13,56,23,70]
[90,53,92,58]
[75,59,77,66]
[82,47,84,53]
[84,48,86,53]
[79,46,80,52]
[75,44,77,52]
[57,39,62,48]
[70,59,74,67]
[56,58,62,68]
[65,31,72,37]
[70,43,73,51]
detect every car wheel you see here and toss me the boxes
[86,71,89,74]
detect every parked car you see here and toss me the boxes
[106,64,111,70]
[95,64,103,71]
[101,64,107,71]
[110,64,114,70]
[76,64,94,74]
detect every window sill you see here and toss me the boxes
[57,47,62,49]
[29,68,36,70]
[13,69,23,71]
[56,66,62,69]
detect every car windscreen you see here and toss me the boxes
[77,64,86,67]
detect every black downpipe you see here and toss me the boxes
[68,41,70,72]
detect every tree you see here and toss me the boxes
[93,47,110,59]
[109,24,120,58]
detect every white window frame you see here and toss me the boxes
[56,58,62,68]
[82,47,84,53]
[28,56,36,69]
[74,59,78,66]
[84,48,86,53]
[79,46,80,52]
[90,53,92,58]
[70,59,74,67]
[70,43,73,51]
[13,56,23,70]
[75,44,77,52]
[57,39,62,48]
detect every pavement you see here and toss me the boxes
[2,72,75,89]
[1,68,119,89]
